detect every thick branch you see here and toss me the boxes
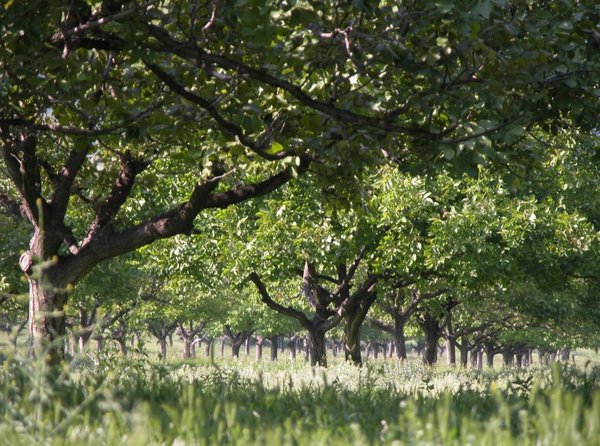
[49,145,90,227]
[204,156,310,209]
[2,135,45,224]
[82,154,147,245]
[369,318,394,335]
[330,246,367,303]
[248,272,310,328]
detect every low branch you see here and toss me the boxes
[369,318,393,335]
[248,272,310,328]
[204,156,310,209]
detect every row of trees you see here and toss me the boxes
[0,1,599,366]
[3,136,600,367]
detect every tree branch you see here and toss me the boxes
[145,24,438,139]
[49,145,90,227]
[145,61,294,161]
[204,156,310,209]
[330,246,367,302]
[82,153,148,245]
[248,272,310,328]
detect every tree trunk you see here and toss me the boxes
[159,338,167,361]
[344,317,363,365]
[445,336,456,367]
[502,348,514,366]
[387,341,394,359]
[204,338,213,357]
[515,350,525,367]
[486,349,495,368]
[476,349,483,369]
[343,291,376,366]
[308,329,327,367]
[220,336,226,358]
[116,337,127,356]
[255,336,264,360]
[372,342,379,359]
[459,342,469,367]
[303,337,309,361]
[28,278,68,363]
[231,341,242,358]
[420,314,441,366]
[245,337,251,356]
[182,337,192,359]
[269,335,278,361]
[394,319,408,360]
[288,337,297,360]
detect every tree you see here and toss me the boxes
[1,1,598,363]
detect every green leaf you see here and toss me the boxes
[266,141,284,155]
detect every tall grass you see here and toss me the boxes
[0,350,599,445]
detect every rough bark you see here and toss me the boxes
[308,328,327,367]
[418,311,442,366]
[255,336,264,360]
[158,338,167,361]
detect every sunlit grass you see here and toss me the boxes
[0,345,599,445]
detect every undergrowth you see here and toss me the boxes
[0,351,599,445]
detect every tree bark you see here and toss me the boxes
[159,338,167,361]
[116,337,127,355]
[288,336,297,360]
[459,341,470,367]
[445,336,457,367]
[255,336,264,360]
[344,318,363,365]
[343,290,376,366]
[28,276,68,363]
[308,328,327,366]
[419,312,441,366]
[269,335,278,361]
[182,338,192,359]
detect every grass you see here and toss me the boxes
[0,345,599,445]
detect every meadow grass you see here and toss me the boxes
[0,346,599,445]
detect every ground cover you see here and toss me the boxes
[1,350,599,445]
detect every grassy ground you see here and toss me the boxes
[0,342,599,445]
